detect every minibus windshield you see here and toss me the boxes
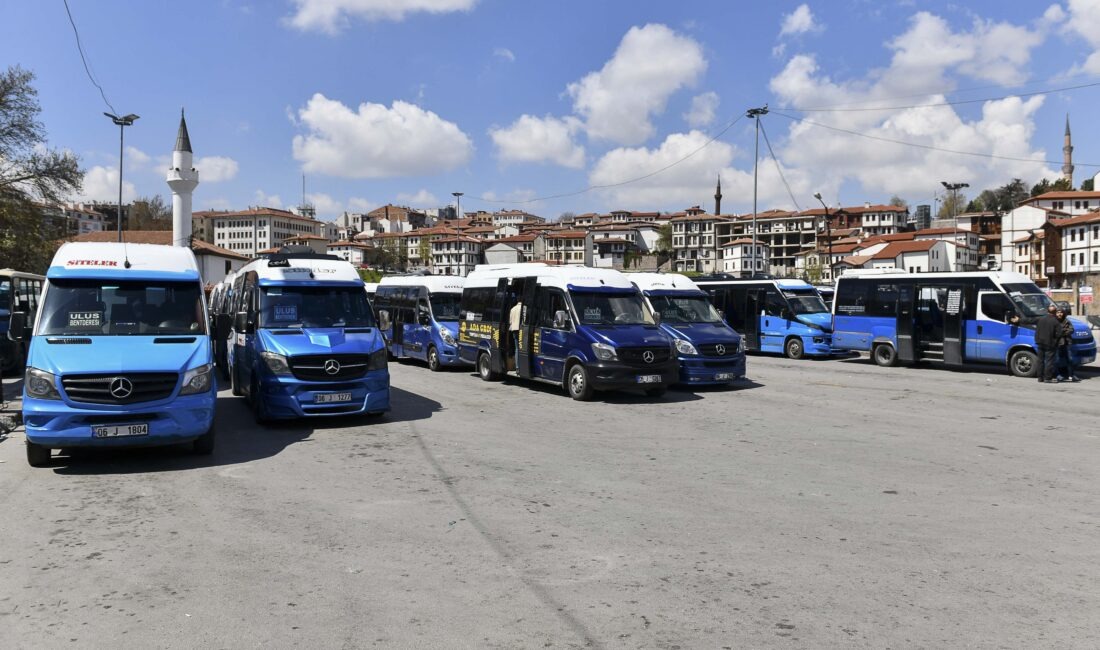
[571,291,655,326]
[783,290,828,315]
[38,279,206,336]
[648,295,722,324]
[260,286,375,329]
[429,293,462,321]
[1002,283,1054,318]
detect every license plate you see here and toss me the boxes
[315,392,352,404]
[92,423,149,438]
[636,374,662,384]
[715,373,734,381]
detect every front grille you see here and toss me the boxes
[698,342,739,357]
[288,354,370,381]
[618,346,671,366]
[62,373,179,405]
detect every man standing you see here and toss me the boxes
[1034,303,1059,383]
[509,299,523,369]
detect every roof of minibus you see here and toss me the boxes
[378,275,466,293]
[694,277,815,290]
[48,242,200,282]
[239,256,363,286]
[838,269,1032,285]
[627,272,703,293]
[466,263,637,292]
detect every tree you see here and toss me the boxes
[129,195,172,230]
[1032,177,1072,197]
[1083,178,1095,192]
[936,191,967,219]
[558,211,576,223]
[656,223,672,254]
[418,235,431,268]
[0,66,84,274]
[888,195,908,208]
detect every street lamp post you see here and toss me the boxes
[104,112,139,242]
[941,181,969,270]
[747,105,768,277]
[452,191,463,222]
[813,192,832,283]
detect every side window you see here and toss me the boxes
[539,291,570,329]
[980,293,1012,322]
[417,299,430,323]
[870,284,899,317]
[764,290,785,317]
[835,280,870,315]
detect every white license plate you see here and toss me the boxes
[715,373,735,381]
[636,374,662,384]
[315,392,352,404]
[92,423,149,438]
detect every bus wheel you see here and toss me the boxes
[784,338,805,360]
[873,343,898,367]
[427,346,442,372]
[26,441,50,467]
[477,352,501,382]
[1009,349,1039,378]
[566,364,594,401]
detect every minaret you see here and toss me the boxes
[714,174,722,215]
[167,109,199,247]
[1062,114,1074,187]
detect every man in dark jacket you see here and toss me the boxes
[1034,303,1060,382]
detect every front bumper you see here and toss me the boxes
[678,353,747,385]
[1071,340,1096,366]
[437,343,471,367]
[23,390,216,448]
[259,369,391,419]
[803,333,837,357]
[587,359,679,391]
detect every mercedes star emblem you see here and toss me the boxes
[642,350,655,364]
[716,344,726,356]
[109,377,133,399]
[324,359,341,375]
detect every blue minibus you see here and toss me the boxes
[695,276,834,359]
[629,273,746,386]
[10,243,217,466]
[457,263,678,400]
[374,275,468,371]
[832,269,1097,377]
[225,252,389,421]
[1,269,44,374]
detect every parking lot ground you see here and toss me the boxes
[1,355,1098,648]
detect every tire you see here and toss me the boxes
[250,377,272,424]
[644,386,667,398]
[427,346,442,372]
[192,425,215,455]
[26,441,50,467]
[784,337,805,360]
[566,364,594,401]
[873,343,898,367]
[477,352,501,382]
[1009,349,1039,378]
[230,362,243,396]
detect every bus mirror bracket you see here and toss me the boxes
[378,310,391,331]
[652,311,661,326]
[234,312,254,334]
[552,310,569,330]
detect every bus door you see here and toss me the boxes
[914,284,965,364]
[940,285,966,365]
[896,284,916,362]
[743,289,764,351]
[514,279,539,378]
[408,288,431,357]
[533,286,570,382]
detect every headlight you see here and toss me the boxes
[25,367,60,400]
[261,351,291,375]
[674,338,698,356]
[180,363,213,395]
[440,328,456,347]
[591,342,617,361]
[367,347,388,371]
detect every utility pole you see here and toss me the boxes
[452,191,463,222]
[941,181,969,270]
[813,192,832,283]
[747,105,768,277]
[104,112,139,241]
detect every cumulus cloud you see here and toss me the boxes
[780,4,819,36]
[291,94,473,178]
[684,92,719,128]
[489,115,585,168]
[305,192,343,218]
[286,0,477,33]
[396,189,439,205]
[347,197,376,213]
[125,146,150,168]
[567,24,706,145]
[480,188,536,203]
[1064,0,1100,73]
[493,47,515,62]
[254,190,283,209]
[76,166,137,203]
[195,156,239,182]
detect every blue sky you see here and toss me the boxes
[4,0,1100,221]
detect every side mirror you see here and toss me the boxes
[378,309,391,331]
[8,312,27,341]
[234,312,255,334]
[552,310,569,330]
[781,308,793,320]
[717,309,726,320]
[652,311,662,326]
[419,313,431,326]
[215,313,231,339]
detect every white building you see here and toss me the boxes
[431,236,484,276]
[491,209,544,228]
[867,240,953,273]
[327,241,374,266]
[719,239,768,276]
[671,212,724,273]
[912,227,980,271]
[1000,205,1063,272]
[193,207,322,258]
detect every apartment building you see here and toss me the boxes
[719,239,768,276]
[327,241,376,266]
[193,207,321,257]
[491,209,545,228]
[544,231,591,265]
[717,210,816,276]
[431,236,484,276]
[671,212,724,273]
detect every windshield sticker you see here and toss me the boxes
[274,304,298,321]
[68,311,103,328]
[583,307,602,321]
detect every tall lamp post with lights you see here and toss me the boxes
[813,192,832,283]
[104,112,139,242]
[941,181,969,270]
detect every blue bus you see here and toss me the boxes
[457,263,678,400]
[225,252,389,421]
[832,269,1097,376]
[1,269,44,374]
[374,275,468,371]
[11,243,217,466]
[629,273,746,386]
[695,276,834,359]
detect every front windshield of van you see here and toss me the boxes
[37,279,206,336]
[570,291,655,326]
[260,286,375,329]
[783,289,829,315]
[1002,282,1054,318]
[648,294,721,324]
[429,293,462,321]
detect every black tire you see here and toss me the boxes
[785,337,805,360]
[250,377,272,424]
[873,343,898,367]
[192,425,215,455]
[644,386,667,398]
[1009,349,1039,378]
[230,362,243,396]
[566,364,594,401]
[26,441,50,467]
[427,346,442,372]
[477,352,501,382]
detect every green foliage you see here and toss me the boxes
[358,268,383,283]
[888,195,908,208]
[656,223,672,253]
[130,195,172,230]
[1083,178,1095,192]
[1032,177,1072,196]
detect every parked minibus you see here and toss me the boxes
[695,275,834,359]
[374,275,467,371]
[209,271,236,378]
[224,252,389,421]
[815,285,835,310]
[10,243,216,466]
[1,269,44,374]
[457,263,678,400]
[363,282,378,303]
[832,269,1097,376]
[628,273,746,386]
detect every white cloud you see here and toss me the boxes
[489,115,585,168]
[780,4,819,37]
[254,190,283,209]
[567,24,706,145]
[1065,0,1100,73]
[76,165,137,203]
[306,192,343,218]
[480,189,536,203]
[347,197,376,213]
[286,0,477,33]
[684,92,719,128]
[195,156,240,183]
[292,94,473,178]
[396,189,439,205]
[493,47,515,62]
[201,197,233,210]
[125,146,150,168]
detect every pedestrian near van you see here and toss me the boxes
[1054,308,1080,382]
[509,300,522,368]
[1034,303,1059,383]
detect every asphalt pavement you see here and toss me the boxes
[1,354,1098,648]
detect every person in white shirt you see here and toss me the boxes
[509,301,522,367]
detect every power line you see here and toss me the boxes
[62,0,116,115]
[757,118,801,212]
[786,79,1100,113]
[770,110,1100,168]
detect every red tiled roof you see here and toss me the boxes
[913,226,973,236]
[1049,210,1100,227]
[69,230,249,260]
[871,240,938,260]
[1024,191,1100,202]
[544,230,589,238]
[193,207,318,224]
